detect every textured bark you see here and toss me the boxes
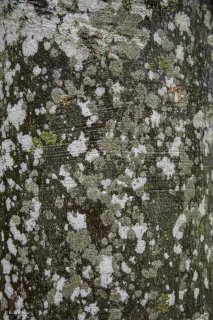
[0,0,212,319]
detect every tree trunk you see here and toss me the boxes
[0,0,212,319]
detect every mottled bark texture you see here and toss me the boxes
[0,0,212,319]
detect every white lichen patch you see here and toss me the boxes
[173,243,182,254]
[165,76,174,88]
[5,64,20,86]
[67,132,87,157]
[10,217,27,245]
[142,293,149,307]
[14,296,24,315]
[48,104,57,114]
[111,193,130,209]
[59,165,77,191]
[78,99,92,117]
[198,196,206,217]
[118,222,130,240]
[192,270,198,282]
[101,178,111,189]
[20,11,58,57]
[1,258,12,274]
[53,276,66,305]
[116,287,129,302]
[99,255,113,288]
[150,111,160,128]
[0,26,5,52]
[207,34,213,47]
[55,14,89,66]
[157,132,165,147]
[175,12,191,35]
[85,149,99,162]
[22,36,39,57]
[82,266,92,279]
[193,110,205,129]
[32,65,42,76]
[132,223,148,254]
[7,238,17,256]
[33,147,43,166]
[78,312,86,320]
[172,214,186,240]
[125,168,134,178]
[157,156,175,179]
[168,21,175,31]
[204,277,209,289]
[164,253,169,260]
[131,144,147,157]
[95,86,105,97]
[84,303,99,316]
[153,31,162,45]
[148,70,160,81]
[0,182,5,193]
[0,139,15,177]
[131,177,147,191]
[71,287,91,302]
[17,133,32,152]
[168,291,175,306]
[204,10,211,30]
[67,211,87,231]
[4,275,14,298]
[86,115,98,127]
[112,81,124,106]
[176,44,184,61]
[7,100,26,130]
[168,137,182,157]
[142,192,150,201]
[35,106,46,116]
[194,288,199,301]
[25,198,42,232]
[203,123,213,156]
[121,261,131,274]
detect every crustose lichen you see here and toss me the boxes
[31,131,63,151]
[157,293,170,314]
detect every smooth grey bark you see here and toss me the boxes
[0,0,212,319]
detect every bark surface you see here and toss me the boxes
[0,0,212,319]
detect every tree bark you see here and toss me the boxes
[0,0,212,319]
